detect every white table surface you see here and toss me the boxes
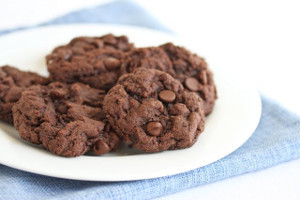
[0,0,299,199]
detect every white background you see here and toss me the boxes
[0,0,300,199]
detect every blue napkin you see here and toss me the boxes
[1,1,300,199]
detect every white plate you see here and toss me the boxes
[0,24,261,181]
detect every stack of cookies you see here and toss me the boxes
[0,34,217,157]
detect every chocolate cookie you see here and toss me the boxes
[160,43,217,115]
[46,34,134,90]
[103,68,205,152]
[120,47,175,76]
[12,82,120,157]
[0,65,48,124]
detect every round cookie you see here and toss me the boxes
[12,82,121,157]
[120,47,175,76]
[0,65,49,124]
[159,43,217,115]
[48,49,124,90]
[103,68,205,153]
[46,34,134,91]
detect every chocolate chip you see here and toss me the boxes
[104,57,121,70]
[159,90,176,103]
[57,104,68,113]
[102,35,117,44]
[72,46,85,55]
[81,37,94,44]
[198,71,207,85]
[94,40,104,48]
[147,122,163,136]
[55,48,72,61]
[93,139,110,155]
[62,50,72,61]
[184,77,199,91]
[50,88,67,99]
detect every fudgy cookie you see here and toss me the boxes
[0,65,48,124]
[12,82,120,157]
[160,43,217,115]
[46,34,134,90]
[120,47,175,76]
[103,68,205,153]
